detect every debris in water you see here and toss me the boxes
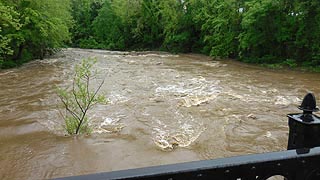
[247,114,257,119]
[264,131,272,138]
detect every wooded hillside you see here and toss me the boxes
[1,0,319,69]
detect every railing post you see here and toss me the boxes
[287,93,320,150]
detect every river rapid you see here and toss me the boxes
[0,48,320,179]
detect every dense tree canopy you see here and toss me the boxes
[0,0,72,68]
[191,0,241,57]
[1,0,320,69]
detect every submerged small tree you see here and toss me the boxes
[57,57,106,135]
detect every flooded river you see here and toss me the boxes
[1,49,320,179]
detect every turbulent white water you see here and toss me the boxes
[1,48,320,180]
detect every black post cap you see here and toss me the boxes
[298,93,319,113]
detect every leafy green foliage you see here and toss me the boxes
[0,2,20,55]
[282,59,298,68]
[1,0,320,69]
[0,0,72,68]
[57,58,107,135]
[0,2,21,68]
[239,0,320,64]
[93,0,125,49]
[136,0,164,49]
[159,0,199,53]
[70,0,103,48]
[191,0,241,57]
[239,0,286,62]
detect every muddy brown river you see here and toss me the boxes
[1,48,320,179]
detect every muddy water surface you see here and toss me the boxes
[1,49,320,179]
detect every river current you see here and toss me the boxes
[0,49,319,179]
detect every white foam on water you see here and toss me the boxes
[93,117,125,134]
[152,110,206,151]
[155,77,221,107]
[127,53,179,58]
[0,70,14,76]
[274,95,301,106]
[108,91,130,104]
[264,131,272,138]
[180,94,220,107]
[192,61,227,68]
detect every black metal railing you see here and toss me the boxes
[56,93,320,180]
[57,147,320,180]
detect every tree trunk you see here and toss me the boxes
[14,44,24,61]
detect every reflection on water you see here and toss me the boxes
[1,48,320,179]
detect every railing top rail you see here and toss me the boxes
[56,147,320,180]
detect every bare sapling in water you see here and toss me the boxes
[57,57,107,135]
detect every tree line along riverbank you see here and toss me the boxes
[1,0,320,71]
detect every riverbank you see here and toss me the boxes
[261,62,320,73]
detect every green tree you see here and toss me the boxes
[293,0,320,64]
[57,58,107,135]
[135,0,164,49]
[238,0,320,65]
[0,0,72,68]
[239,0,286,63]
[115,0,142,49]
[191,0,241,58]
[93,0,125,49]
[70,0,104,48]
[0,2,21,67]
[160,0,199,53]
